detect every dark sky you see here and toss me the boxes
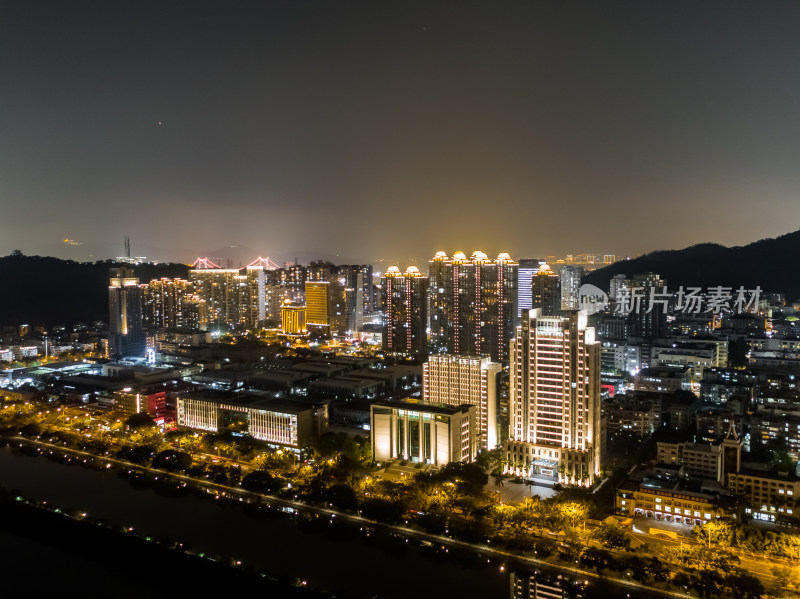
[2,1,800,267]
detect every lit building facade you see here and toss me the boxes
[305,281,330,334]
[382,266,428,358]
[506,309,601,486]
[427,250,518,363]
[517,258,542,319]
[108,267,145,360]
[142,277,208,331]
[370,399,476,465]
[423,354,502,449]
[177,391,328,449]
[559,265,583,311]
[189,265,242,329]
[281,302,307,335]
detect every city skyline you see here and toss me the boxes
[4,1,800,263]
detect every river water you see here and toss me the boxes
[0,444,647,598]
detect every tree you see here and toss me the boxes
[326,483,358,511]
[242,470,278,493]
[558,500,589,532]
[724,571,765,599]
[125,412,157,430]
[121,444,156,465]
[591,523,631,550]
[694,519,733,550]
[152,449,192,471]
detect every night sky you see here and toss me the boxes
[3,1,800,267]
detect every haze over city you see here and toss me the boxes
[3,1,800,265]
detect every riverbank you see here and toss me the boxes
[1,435,685,598]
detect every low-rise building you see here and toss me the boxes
[616,478,727,527]
[370,399,476,466]
[634,367,692,393]
[750,405,800,459]
[603,393,662,440]
[656,441,725,481]
[177,390,328,449]
[727,469,800,524]
[308,377,382,400]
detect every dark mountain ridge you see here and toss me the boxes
[584,229,800,300]
[0,252,189,327]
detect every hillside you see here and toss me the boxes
[583,230,800,300]
[0,252,190,327]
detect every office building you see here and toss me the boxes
[427,250,518,363]
[305,281,331,334]
[370,399,477,466]
[382,266,428,358]
[423,354,502,449]
[506,309,601,486]
[177,391,328,449]
[281,302,307,335]
[108,268,146,360]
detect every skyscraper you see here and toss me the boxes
[382,266,428,358]
[506,309,601,486]
[531,261,560,317]
[108,268,145,360]
[245,263,267,327]
[141,277,207,331]
[517,258,542,319]
[305,281,330,335]
[427,251,518,363]
[559,265,584,311]
[631,272,666,339]
[189,262,242,329]
[423,354,502,449]
[428,251,450,352]
[338,264,374,320]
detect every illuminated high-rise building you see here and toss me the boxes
[189,261,242,329]
[427,251,518,363]
[382,266,428,358]
[108,268,145,360]
[305,281,330,334]
[337,264,373,319]
[276,264,306,303]
[559,265,584,311]
[506,309,601,486]
[423,354,502,449]
[188,258,275,330]
[245,264,267,326]
[517,258,542,319]
[141,277,207,331]
[531,261,560,317]
[428,251,450,352]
